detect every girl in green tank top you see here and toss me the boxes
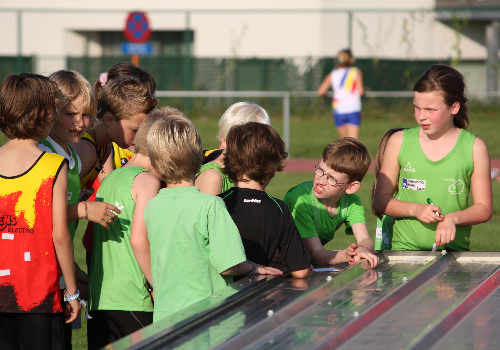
[373,65,492,251]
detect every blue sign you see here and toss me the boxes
[121,42,153,55]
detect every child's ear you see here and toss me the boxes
[451,102,460,115]
[219,138,227,150]
[345,181,361,194]
[103,112,116,126]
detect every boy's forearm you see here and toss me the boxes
[312,249,348,266]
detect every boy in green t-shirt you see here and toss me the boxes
[145,115,282,323]
[284,138,379,268]
[87,108,173,349]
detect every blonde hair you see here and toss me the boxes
[371,128,406,217]
[135,106,185,156]
[217,102,272,143]
[96,76,158,122]
[148,114,202,183]
[49,70,97,119]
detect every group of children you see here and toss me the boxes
[0,63,493,350]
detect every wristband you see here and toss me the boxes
[244,260,256,275]
[357,245,374,254]
[81,201,88,220]
[63,289,92,320]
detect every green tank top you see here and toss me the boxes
[393,127,475,251]
[197,163,234,193]
[39,139,80,240]
[89,166,153,312]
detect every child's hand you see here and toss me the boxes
[85,201,121,229]
[65,299,82,324]
[254,264,283,276]
[435,215,456,247]
[415,204,444,223]
[353,246,379,268]
[344,243,357,265]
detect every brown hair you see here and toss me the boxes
[147,114,202,183]
[94,62,156,99]
[49,70,97,118]
[223,122,287,185]
[0,73,64,139]
[371,128,407,217]
[96,76,158,122]
[414,64,469,129]
[336,49,355,68]
[135,106,185,156]
[322,137,371,182]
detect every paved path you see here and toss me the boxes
[283,158,500,173]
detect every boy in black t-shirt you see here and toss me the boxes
[218,122,312,278]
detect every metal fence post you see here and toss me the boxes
[283,92,290,157]
[184,11,192,117]
[16,10,22,73]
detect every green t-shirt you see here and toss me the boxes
[145,186,246,323]
[196,163,234,193]
[38,137,81,240]
[393,127,475,251]
[283,181,366,246]
[88,166,153,312]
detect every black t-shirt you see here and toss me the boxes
[219,187,311,272]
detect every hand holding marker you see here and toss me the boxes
[427,198,440,217]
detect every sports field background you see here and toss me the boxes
[67,98,500,349]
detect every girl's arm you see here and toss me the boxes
[434,137,493,246]
[317,74,331,97]
[52,163,82,322]
[357,70,365,96]
[130,172,161,285]
[67,201,120,229]
[373,132,443,223]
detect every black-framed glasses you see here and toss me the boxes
[314,164,347,187]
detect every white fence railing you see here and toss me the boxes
[155,90,499,157]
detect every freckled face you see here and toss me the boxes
[49,96,91,148]
[108,112,147,149]
[414,91,458,136]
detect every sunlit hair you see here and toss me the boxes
[135,106,185,157]
[414,64,469,129]
[322,137,370,183]
[217,102,272,143]
[0,73,65,139]
[223,122,287,185]
[371,128,407,218]
[49,70,97,120]
[96,76,158,122]
[335,49,355,68]
[147,114,202,183]
[94,62,156,99]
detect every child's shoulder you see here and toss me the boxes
[284,181,313,200]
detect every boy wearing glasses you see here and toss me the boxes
[284,138,379,267]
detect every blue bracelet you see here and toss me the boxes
[63,289,92,320]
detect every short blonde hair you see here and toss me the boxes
[49,70,97,118]
[135,107,184,156]
[148,114,202,183]
[217,102,272,143]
